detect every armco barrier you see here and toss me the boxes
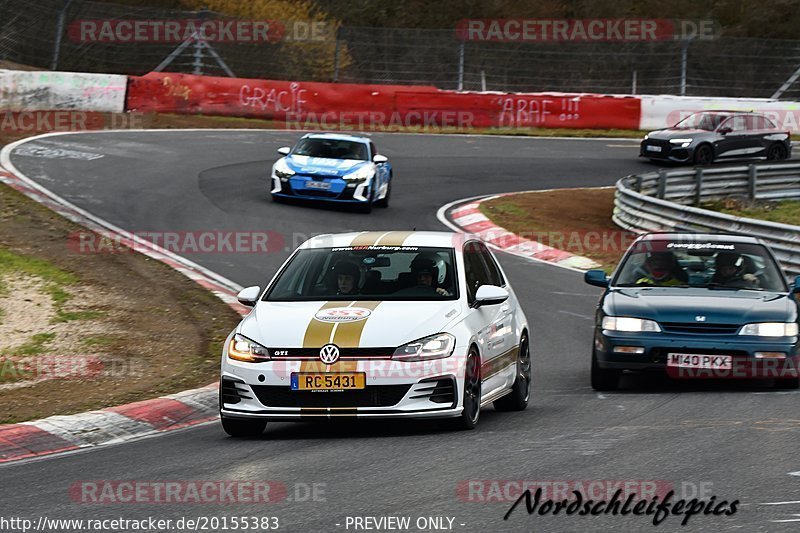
[125,72,642,129]
[0,70,126,113]
[613,163,800,275]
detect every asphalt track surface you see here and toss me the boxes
[2,131,799,532]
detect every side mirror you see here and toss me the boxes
[718,127,732,135]
[474,285,509,307]
[373,154,388,164]
[794,275,800,294]
[236,285,261,307]
[584,270,610,288]
[277,147,291,156]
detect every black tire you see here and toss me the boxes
[446,348,482,430]
[591,348,621,391]
[220,416,267,437]
[693,144,714,165]
[494,334,531,412]
[766,143,788,161]
[375,178,391,208]
[357,186,374,214]
[775,377,800,389]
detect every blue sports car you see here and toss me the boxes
[585,233,800,390]
[269,133,393,213]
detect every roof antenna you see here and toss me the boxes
[413,227,417,231]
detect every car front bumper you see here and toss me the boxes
[594,331,800,379]
[270,174,371,203]
[639,140,694,163]
[220,354,466,420]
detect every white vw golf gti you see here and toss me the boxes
[220,231,531,436]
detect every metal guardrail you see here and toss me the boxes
[613,162,800,275]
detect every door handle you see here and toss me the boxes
[500,305,510,312]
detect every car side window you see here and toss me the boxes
[463,242,491,304]
[762,116,778,129]
[476,242,506,287]
[721,116,747,132]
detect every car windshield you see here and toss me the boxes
[292,138,369,160]
[613,241,787,292]
[265,246,459,301]
[673,112,729,131]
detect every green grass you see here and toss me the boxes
[14,333,56,356]
[0,250,104,324]
[702,199,800,226]
[81,334,116,347]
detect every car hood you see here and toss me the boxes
[282,155,371,177]
[238,300,464,348]
[646,128,712,140]
[606,287,794,324]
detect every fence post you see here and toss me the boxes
[332,31,340,82]
[50,0,72,70]
[657,170,667,199]
[694,167,704,206]
[634,175,643,192]
[747,164,758,200]
[679,38,692,96]
[457,41,465,91]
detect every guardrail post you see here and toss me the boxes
[747,165,757,200]
[657,170,667,199]
[634,175,642,192]
[694,167,704,206]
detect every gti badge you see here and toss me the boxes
[319,344,340,364]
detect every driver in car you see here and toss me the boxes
[333,260,360,295]
[410,253,451,296]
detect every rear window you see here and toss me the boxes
[613,241,787,292]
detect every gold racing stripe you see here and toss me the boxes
[481,346,520,380]
[350,230,415,247]
[300,302,341,373]
[374,231,415,246]
[350,231,387,246]
[331,301,382,372]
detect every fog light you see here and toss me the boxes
[614,346,645,354]
[280,177,289,182]
[755,352,787,359]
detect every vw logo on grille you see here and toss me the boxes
[319,344,340,364]
[695,315,707,322]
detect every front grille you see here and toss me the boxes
[661,323,741,335]
[251,384,411,408]
[409,377,456,405]
[220,377,252,405]
[295,188,341,198]
[641,139,671,158]
[268,347,395,359]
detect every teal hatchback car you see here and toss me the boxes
[585,233,800,390]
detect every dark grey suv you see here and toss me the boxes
[640,111,791,165]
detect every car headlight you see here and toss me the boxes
[739,323,799,337]
[228,333,270,362]
[669,138,693,148]
[602,316,662,333]
[393,333,456,362]
[342,165,374,182]
[643,134,649,140]
[273,159,295,180]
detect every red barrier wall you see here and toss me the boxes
[126,72,641,130]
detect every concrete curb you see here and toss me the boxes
[438,193,602,271]
[0,135,251,464]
